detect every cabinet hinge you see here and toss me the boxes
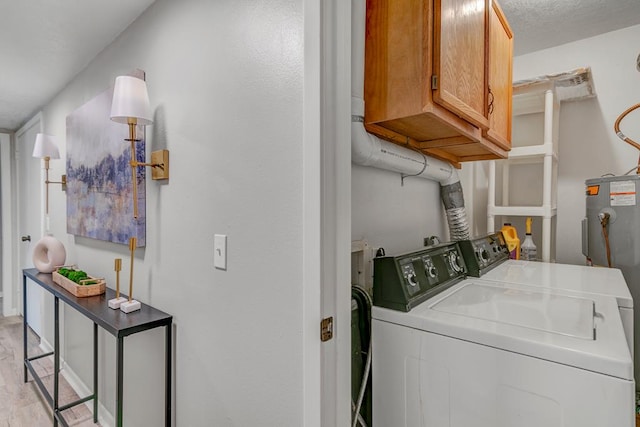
[320,317,333,342]
[431,75,438,90]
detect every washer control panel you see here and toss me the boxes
[373,242,467,312]
[458,232,509,277]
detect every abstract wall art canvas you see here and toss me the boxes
[66,82,146,247]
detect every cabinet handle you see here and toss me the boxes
[21,235,31,242]
[488,87,495,115]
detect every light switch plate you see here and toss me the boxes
[214,234,227,270]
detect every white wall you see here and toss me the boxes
[38,0,310,425]
[351,164,448,254]
[459,161,490,238]
[513,24,640,265]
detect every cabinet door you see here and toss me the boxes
[485,0,513,150]
[433,0,489,130]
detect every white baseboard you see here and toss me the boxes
[61,361,114,427]
[3,308,18,317]
[37,337,114,427]
[40,337,53,354]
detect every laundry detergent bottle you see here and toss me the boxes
[520,217,538,261]
[500,223,520,260]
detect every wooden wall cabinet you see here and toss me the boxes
[485,0,513,150]
[364,0,513,167]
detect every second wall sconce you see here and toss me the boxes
[110,75,169,219]
[32,133,67,215]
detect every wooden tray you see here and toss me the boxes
[52,269,106,297]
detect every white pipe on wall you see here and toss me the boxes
[351,99,458,186]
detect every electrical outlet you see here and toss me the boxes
[214,234,227,270]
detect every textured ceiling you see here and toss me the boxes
[0,0,156,131]
[0,0,639,131]
[500,0,640,56]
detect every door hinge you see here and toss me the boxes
[321,317,333,342]
[431,75,438,90]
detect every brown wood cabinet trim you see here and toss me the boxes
[459,153,505,162]
[416,136,473,149]
[428,104,483,141]
[364,123,419,148]
[479,138,509,157]
[423,148,463,169]
[484,128,511,151]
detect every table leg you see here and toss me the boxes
[54,297,60,427]
[116,336,124,427]
[166,324,172,427]
[22,274,27,383]
[94,322,98,423]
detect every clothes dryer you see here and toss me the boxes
[483,259,633,353]
[462,233,633,357]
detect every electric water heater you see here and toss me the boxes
[583,174,640,386]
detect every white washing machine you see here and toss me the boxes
[372,242,634,427]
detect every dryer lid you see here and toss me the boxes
[481,261,633,309]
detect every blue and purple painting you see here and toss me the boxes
[66,85,146,247]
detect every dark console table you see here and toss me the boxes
[23,268,173,427]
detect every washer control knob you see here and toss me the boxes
[428,266,438,278]
[407,273,418,287]
[480,249,490,261]
[449,252,462,272]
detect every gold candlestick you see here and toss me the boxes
[120,237,141,313]
[108,258,127,309]
[115,258,122,298]
[128,237,136,302]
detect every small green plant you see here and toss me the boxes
[57,268,93,285]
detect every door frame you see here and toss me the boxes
[303,0,351,425]
[14,112,45,318]
[1,132,16,316]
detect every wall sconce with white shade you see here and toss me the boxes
[109,75,168,314]
[110,75,169,219]
[32,133,67,215]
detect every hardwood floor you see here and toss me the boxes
[0,315,99,426]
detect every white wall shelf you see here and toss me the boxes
[488,82,560,262]
[508,144,557,160]
[489,205,557,217]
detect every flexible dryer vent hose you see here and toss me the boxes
[441,181,471,241]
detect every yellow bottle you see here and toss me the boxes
[500,223,520,260]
